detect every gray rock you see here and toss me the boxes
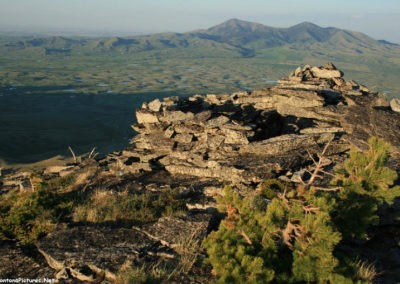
[206,115,230,128]
[124,162,152,173]
[164,126,175,138]
[332,77,346,87]
[160,110,194,123]
[193,110,212,123]
[136,110,159,124]
[174,133,194,144]
[223,129,249,145]
[205,134,226,149]
[165,164,243,183]
[276,104,340,122]
[322,62,338,70]
[300,127,344,134]
[311,66,343,79]
[272,89,325,108]
[294,66,303,77]
[148,98,162,112]
[239,133,335,156]
[174,123,204,134]
[390,98,400,112]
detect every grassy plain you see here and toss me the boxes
[1,47,400,96]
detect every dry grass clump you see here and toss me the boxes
[355,259,378,282]
[73,189,187,225]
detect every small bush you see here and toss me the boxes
[0,173,79,244]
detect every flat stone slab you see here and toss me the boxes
[0,242,54,279]
[139,214,211,249]
[37,226,174,281]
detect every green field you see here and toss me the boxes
[1,47,399,97]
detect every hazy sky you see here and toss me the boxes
[0,0,399,42]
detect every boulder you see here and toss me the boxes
[136,110,159,124]
[311,66,343,79]
[147,98,162,112]
[206,115,230,128]
[390,98,400,112]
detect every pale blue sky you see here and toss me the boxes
[0,0,399,42]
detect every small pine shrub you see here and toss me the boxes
[0,173,79,244]
[204,137,399,283]
[331,137,400,239]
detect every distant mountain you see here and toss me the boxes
[1,18,399,58]
[194,19,398,52]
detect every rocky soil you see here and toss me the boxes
[1,63,399,283]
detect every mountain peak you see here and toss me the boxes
[206,18,270,35]
[206,18,273,39]
[292,21,321,29]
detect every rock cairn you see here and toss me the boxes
[281,62,370,96]
[113,63,398,189]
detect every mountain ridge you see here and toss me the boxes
[2,19,398,55]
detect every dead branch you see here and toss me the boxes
[313,186,342,192]
[303,205,320,214]
[278,190,291,210]
[68,146,77,164]
[305,141,331,188]
[88,147,97,159]
[239,230,253,245]
[281,220,303,250]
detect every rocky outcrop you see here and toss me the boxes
[3,63,400,282]
[119,62,399,188]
